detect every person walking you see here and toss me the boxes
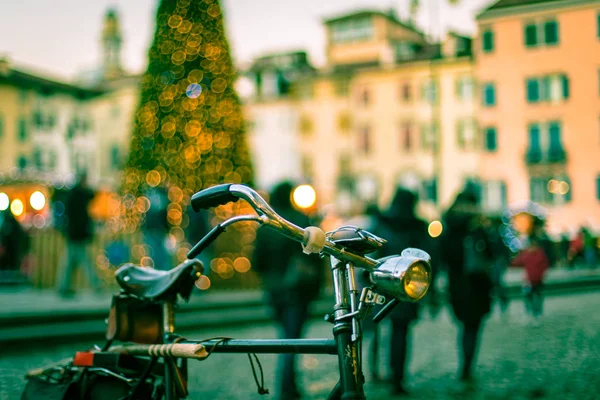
[253,181,323,400]
[56,173,98,297]
[510,234,550,326]
[374,187,433,395]
[440,189,494,383]
[0,209,30,284]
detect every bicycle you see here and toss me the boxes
[22,184,432,400]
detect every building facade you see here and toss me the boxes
[475,0,600,234]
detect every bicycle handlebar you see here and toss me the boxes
[189,184,379,271]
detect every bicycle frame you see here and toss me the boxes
[113,184,430,400]
[157,256,368,400]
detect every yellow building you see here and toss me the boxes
[0,8,140,193]
[475,0,600,235]
[245,10,480,220]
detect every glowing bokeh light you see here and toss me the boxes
[195,275,211,290]
[10,199,24,216]
[0,193,8,211]
[428,220,443,238]
[292,185,317,209]
[30,191,46,211]
[186,83,202,98]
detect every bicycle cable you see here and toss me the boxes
[247,353,269,395]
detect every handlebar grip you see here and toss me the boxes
[191,184,239,211]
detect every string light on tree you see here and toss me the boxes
[122,0,254,283]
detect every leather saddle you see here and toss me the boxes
[115,259,204,302]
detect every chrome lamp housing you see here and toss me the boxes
[370,248,432,302]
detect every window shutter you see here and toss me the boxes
[544,20,559,44]
[525,24,538,46]
[561,75,569,99]
[526,78,539,102]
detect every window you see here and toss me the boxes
[526,74,569,103]
[301,155,313,180]
[597,12,600,38]
[548,121,565,162]
[527,121,566,163]
[334,78,350,97]
[18,155,27,169]
[524,23,538,47]
[482,181,507,213]
[421,121,438,150]
[110,145,121,170]
[597,175,600,200]
[331,17,373,43]
[48,150,57,170]
[0,114,3,138]
[422,80,437,104]
[484,127,497,151]
[544,20,559,45]
[359,125,370,154]
[527,123,543,163]
[482,83,496,107]
[33,148,42,169]
[401,121,412,151]
[524,20,559,48]
[530,176,571,204]
[421,179,438,204]
[299,114,313,135]
[456,76,474,101]
[482,29,494,53]
[457,119,477,149]
[400,83,411,102]
[337,112,351,133]
[18,118,27,142]
[359,88,370,106]
[394,42,416,61]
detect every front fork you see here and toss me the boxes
[329,258,365,400]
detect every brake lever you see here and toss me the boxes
[372,298,399,324]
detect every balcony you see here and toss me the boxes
[525,147,567,165]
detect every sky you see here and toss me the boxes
[0,0,494,81]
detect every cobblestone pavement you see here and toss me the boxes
[1,292,599,399]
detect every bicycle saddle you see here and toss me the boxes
[115,259,203,302]
[328,227,386,255]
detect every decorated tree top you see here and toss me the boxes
[124,0,252,200]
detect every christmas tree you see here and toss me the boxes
[121,0,254,287]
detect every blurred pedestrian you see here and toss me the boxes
[56,173,98,297]
[567,228,585,268]
[484,217,510,314]
[143,186,171,270]
[440,189,494,383]
[0,209,30,284]
[253,181,323,400]
[510,234,549,326]
[374,187,432,395]
[582,228,598,267]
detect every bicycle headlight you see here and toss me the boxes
[371,248,432,302]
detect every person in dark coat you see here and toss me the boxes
[440,189,494,382]
[56,173,98,296]
[253,181,323,400]
[0,209,30,282]
[374,187,433,395]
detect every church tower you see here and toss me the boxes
[101,8,123,79]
